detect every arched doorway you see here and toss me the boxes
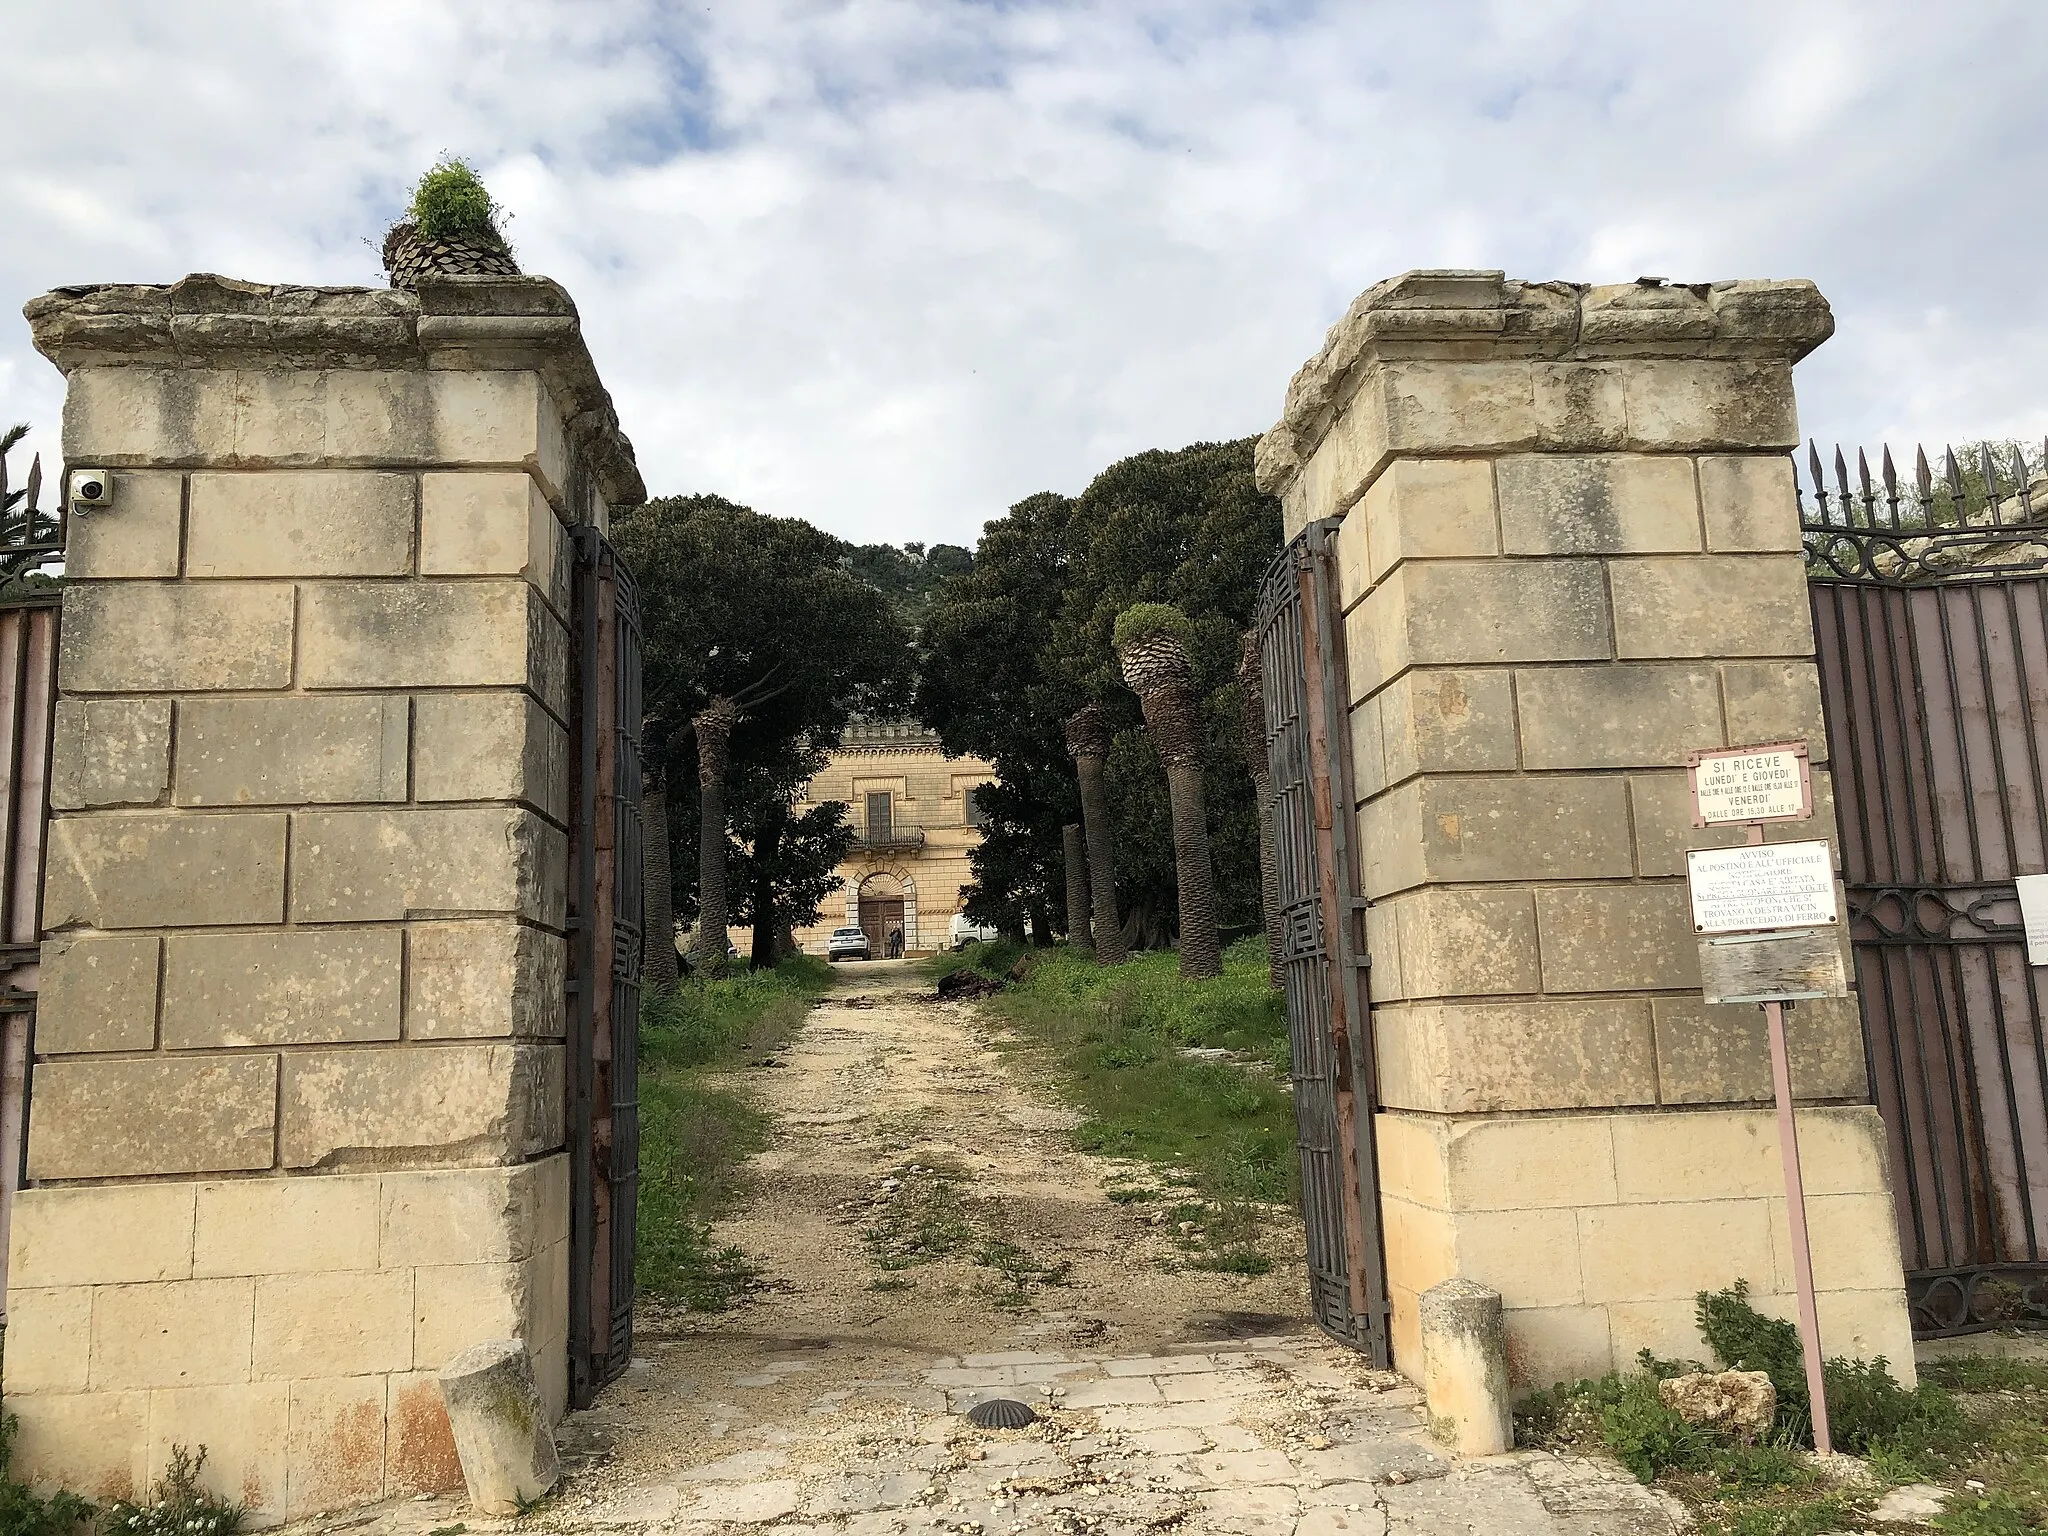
[854,871,917,957]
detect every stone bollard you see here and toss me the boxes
[439,1340,562,1513]
[1419,1278,1514,1456]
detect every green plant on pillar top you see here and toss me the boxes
[382,157,520,291]
[1111,601,1197,653]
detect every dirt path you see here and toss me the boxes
[318,961,1678,1535]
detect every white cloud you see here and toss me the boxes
[2,0,2044,544]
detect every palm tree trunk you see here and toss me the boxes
[1061,822,1093,951]
[689,698,738,968]
[749,803,783,971]
[1239,632,1285,991]
[1073,751,1127,966]
[641,769,678,991]
[1162,756,1222,979]
[1139,683,1221,981]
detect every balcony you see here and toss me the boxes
[853,820,927,851]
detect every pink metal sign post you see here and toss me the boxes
[1687,744,1834,1456]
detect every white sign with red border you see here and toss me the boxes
[1688,742,1813,827]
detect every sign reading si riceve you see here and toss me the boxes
[1686,841,1838,934]
[1688,742,1811,826]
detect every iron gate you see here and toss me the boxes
[567,525,645,1405]
[1804,441,2048,1336]
[0,433,61,1315]
[1254,518,1390,1364]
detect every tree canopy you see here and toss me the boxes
[917,438,1281,942]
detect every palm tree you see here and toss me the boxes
[1113,604,1221,980]
[1062,822,1093,952]
[1239,631,1286,991]
[1062,705,1128,966]
[688,696,743,969]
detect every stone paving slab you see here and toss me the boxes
[279,1333,1679,1536]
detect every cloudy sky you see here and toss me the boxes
[3,1,2043,546]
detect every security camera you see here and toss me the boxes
[67,469,112,512]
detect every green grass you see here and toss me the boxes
[634,956,831,1308]
[1516,1283,2048,1535]
[935,936,1293,1273]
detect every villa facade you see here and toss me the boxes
[791,721,994,957]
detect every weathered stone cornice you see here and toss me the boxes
[1257,270,1833,496]
[25,272,645,506]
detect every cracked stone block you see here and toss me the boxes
[1198,1484,1299,1536]
[680,1480,802,1523]
[1195,1449,1298,1485]
[1299,1506,1391,1536]
[1380,1474,1559,1532]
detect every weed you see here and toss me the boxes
[102,1445,243,1536]
[1923,1357,2048,1393]
[1935,1491,2038,1535]
[947,938,1293,1271]
[0,1412,92,1536]
[634,957,830,1307]
[1105,1185,1156,1204]
[406,158,505,245]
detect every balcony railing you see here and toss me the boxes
[853,820,927,850]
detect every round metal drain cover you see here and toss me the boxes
[965,1397,1038,1429]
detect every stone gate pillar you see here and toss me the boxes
[1257,272,1915,1388]
[6,274,642,1518]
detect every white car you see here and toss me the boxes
[826,926,871,961]
[948,914,1001,950]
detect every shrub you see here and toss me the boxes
[101,1445,242,1536]
[1111,601,1196,652]
[1598,1375,1708,1482]
[407,157,505,245]
[0,1412,92,1536]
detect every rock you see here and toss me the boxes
[1656,1370,1776,1439]
[438,1339,561,1514]
[1869,1483,1951,1522]
[937,970,1003,1000]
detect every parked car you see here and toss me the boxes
[948,914,1002,951]
[826,926,871,961]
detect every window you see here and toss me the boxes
[865,791,893,841]
[965,784,990,829]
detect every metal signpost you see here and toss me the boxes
[1684,741,1844,1455]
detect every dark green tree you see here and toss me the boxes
[612,495,912,970]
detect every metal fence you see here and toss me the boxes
[1802,438,2048,1335]
[0,428,64,1312]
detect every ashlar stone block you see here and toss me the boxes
[1611,1106,1888,1204]
[143,1383,288,1517]
[290,807,566,925]
[285,1375,387,1519]
[186,471,414,578]
[9,1182,197,1287]
[1720,660,1828,755]
[90,1277,255,1389]
[1359,458,1499,584]
[1535,883,1695,993]
[64,469,182,579]
[1443,1115,1620,1213]
[4,1287,92,1392]
[175,695,409,806]
[1610,554,1813,659]
[28,1055,278,1178]
[1347,561,1612,696]
[59,582,294,692]
[280,1043,564,1170]
[11,1391,150,1503]
[379,1157,568,1268]
[1700,454,1803,553]
[36,933,159,1054]
[162,929,403,1047]
[1371,775,1634,895]
[407,921,566,1039]
[413,693,566,819]
[1515,662,1723,769]
[299,581,567,715]
[412,1262,531,1370]
[1376,887,1539,1000]
[420,472,564,605]
[63,366,237,464]
[1373,997,1657,1113]
[44,812,286,929]
[1375,669,1518,785]
[1620,359,1799,452]
[1531,364,1627,451]
[1651,993,1868,1105]
[1578,1199,1777,1304]
[253,1270,414,1379]
[1497,454,1701,556]
[194,1174,379,1277]
[50,697,171,809]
